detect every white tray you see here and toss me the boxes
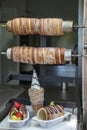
[32,112,72,128]
[0,106,77,130]
[8,111,29,128]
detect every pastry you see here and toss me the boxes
[6,18,64,35]
[9,101,27,120]
[37,104,64,120]
[28,69,44,113]
[6,46,65,64]
[7,18,39,35]
[29,88,44,113]
[39,18,63,35]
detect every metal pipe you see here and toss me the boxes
[65,49,72,61]
[63,21,73,32]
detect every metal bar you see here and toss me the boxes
[7,74,32,82]
[74,25,87,28]
[1,52,6,55]
[7,74,76,84]
[72,54,87,57]
[1,51,87,58]
[1,24,7,27]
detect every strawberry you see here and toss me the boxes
[16,112,23,118]
[14,101,21,109]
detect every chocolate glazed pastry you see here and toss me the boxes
[37,104,64,120]
[10,46,65,64]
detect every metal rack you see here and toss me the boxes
[7,36,78,87]
[0,0,84,129]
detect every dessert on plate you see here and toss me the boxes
[37,101,64,120]
[9,101,27,120]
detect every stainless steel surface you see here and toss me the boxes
[63,21,73,32]
[65,49,71,61]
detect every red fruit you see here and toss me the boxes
[16,112,23,118]
[14,102,21,109]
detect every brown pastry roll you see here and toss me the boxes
[28,88,44,113]
[7,18,39,35]
[39,18,63,35]
[8,46,65,64]
[6,18,64,35]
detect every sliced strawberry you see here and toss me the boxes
[16,112,23,118]
[14,101,21,109]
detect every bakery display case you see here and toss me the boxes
[0,0,87,130]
